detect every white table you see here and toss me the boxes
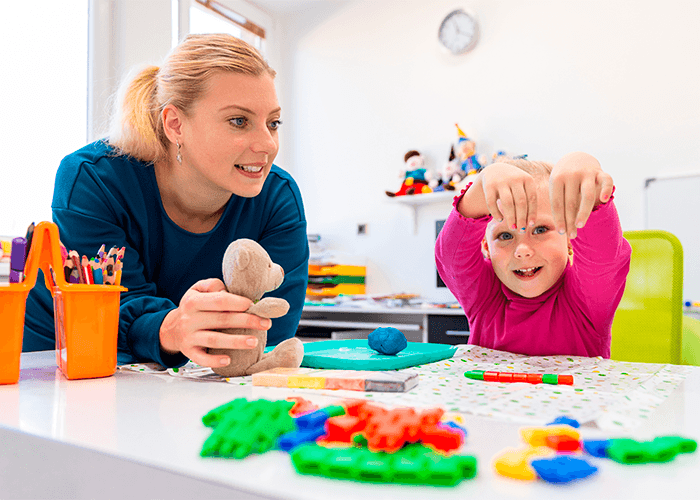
[1,351,698,499]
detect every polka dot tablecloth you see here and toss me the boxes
[119,344,692,432]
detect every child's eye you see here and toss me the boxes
[229,117,248,128]
[268,119,282,130]
[497,232,513,241]
[533,226,548,235]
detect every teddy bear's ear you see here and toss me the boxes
[231,246,251,270]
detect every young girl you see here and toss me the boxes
[435,152,631,357]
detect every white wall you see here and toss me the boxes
[267,0,700,301]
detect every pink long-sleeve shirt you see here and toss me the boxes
[435,189,631,358]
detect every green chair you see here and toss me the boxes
[611,230,683,364]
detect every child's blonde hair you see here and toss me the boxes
[497,157,553,182]
[108,34,276,164]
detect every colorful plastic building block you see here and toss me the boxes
[606,436,698,464]
[278,426,328,452]
[547,415,580,428]
[545,434,581,453]
[200,398,295,458]
[520,425,580,447]
[652,436,697,454]
[582,439,611,458]
[322,414,366,443]
[290,442,477,486]
[530,456,598,484]
[286,396,319,416]
[493,446,555,481]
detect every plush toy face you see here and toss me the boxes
[222,239,284,301]
[405,154,424,170]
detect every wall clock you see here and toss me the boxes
[438,9,479,55]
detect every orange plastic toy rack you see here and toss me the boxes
[0,222,127,384]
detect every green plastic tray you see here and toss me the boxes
[300,339,458,371]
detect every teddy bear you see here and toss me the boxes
[209,239,304,377]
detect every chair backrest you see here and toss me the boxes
[610,230,683,364]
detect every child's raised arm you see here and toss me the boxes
[549,152,614,239]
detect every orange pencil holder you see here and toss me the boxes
[0,222,126,384]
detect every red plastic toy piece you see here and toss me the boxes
[513,373,529,383]
[420,425,464,452]
[322,415,366,443]
[287,397,319,416]
[545,434,581,453]
[483,371,499,382]
[527,374,543,384]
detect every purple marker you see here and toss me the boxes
[9,237,27,283]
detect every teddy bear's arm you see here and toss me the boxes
[246,297,290,319]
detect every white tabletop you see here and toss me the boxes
[1,351,698,499]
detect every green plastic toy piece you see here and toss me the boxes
[652,436,697,454]
[290,442,477,486]
[607,436,697,464]
[323,405,346,418]
[201,398,295,459]
[606,439,649,464]
[542,373,559,385]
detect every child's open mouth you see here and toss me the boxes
[513,266,542,278]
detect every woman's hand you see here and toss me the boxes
[550,152,614,239]
[480,162,540,232]
[159,278,271,367]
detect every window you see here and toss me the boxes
[0,1,89,236]
[189,0,266,53]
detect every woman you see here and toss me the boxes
[23,34,309,369]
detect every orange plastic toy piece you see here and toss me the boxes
[0,222,126,384]
[287,397,319,416]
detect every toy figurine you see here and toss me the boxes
[386,150,432,197]
[455,124,487,175]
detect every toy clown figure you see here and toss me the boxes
[455,123,485,175]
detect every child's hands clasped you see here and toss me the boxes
[549,152,614,239]
[479,153,613,238]
[480,162,540,231]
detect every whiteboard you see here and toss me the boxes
[645,173,700,302]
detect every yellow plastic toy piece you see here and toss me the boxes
[520,426,580,447]
[493,446,555,481]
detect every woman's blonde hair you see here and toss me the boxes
[108,34,276,164]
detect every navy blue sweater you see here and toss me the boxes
[23,141,309,367]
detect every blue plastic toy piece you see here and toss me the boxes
[295,405,345,431]
[440,421,468,438]
[277,426,328,452]
[547,415,580,428]
[530,456,598,484]
[582,439,611,458]
[368,327,408,355]
[295,410,330,431]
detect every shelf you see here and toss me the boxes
[391,191,455,233]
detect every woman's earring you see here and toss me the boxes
[568,246,574,265]
[176,140,182,164]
